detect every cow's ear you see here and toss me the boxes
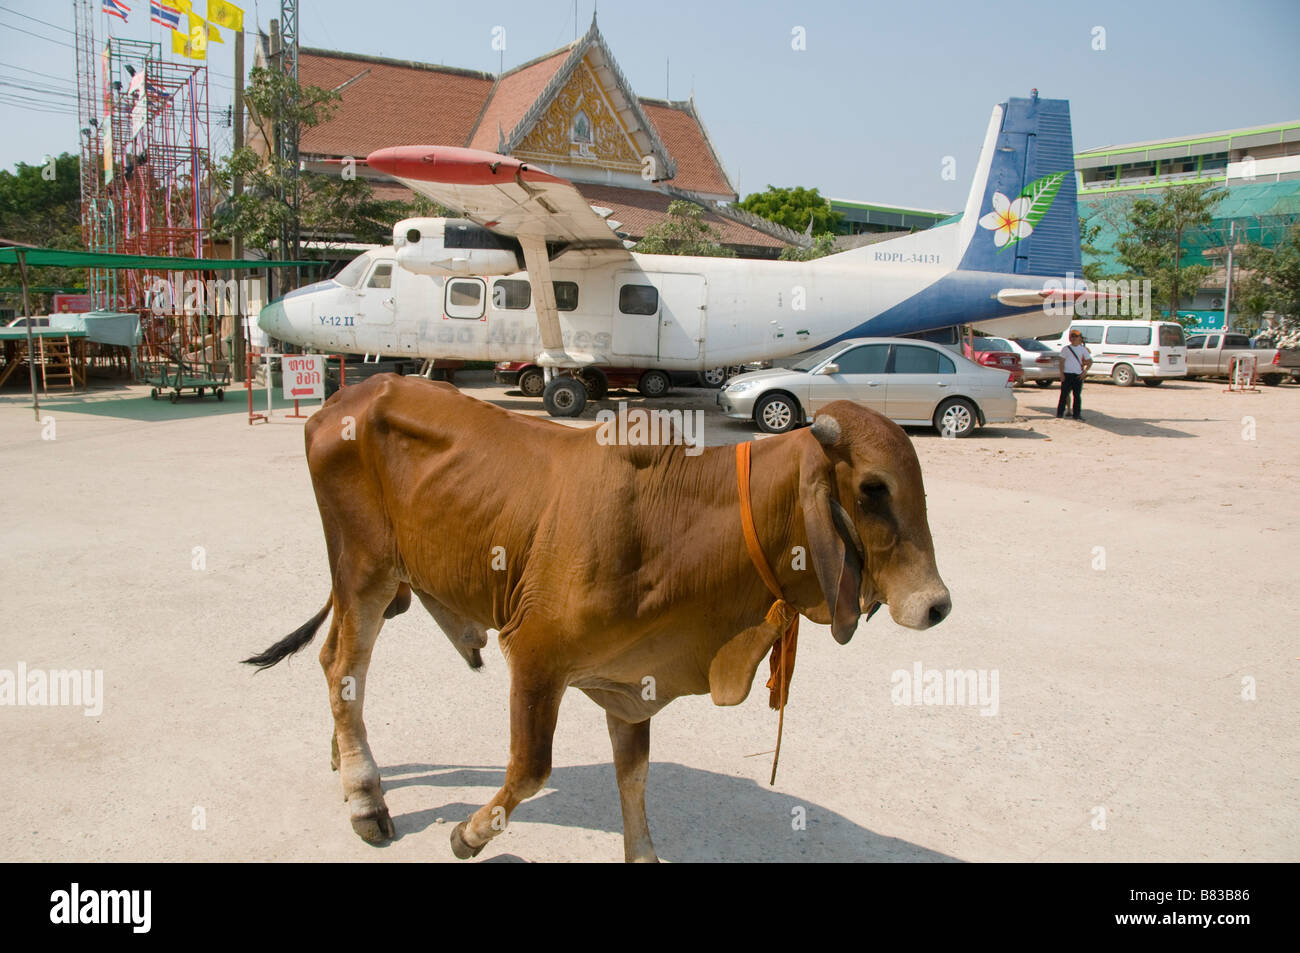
[801,419,863,644]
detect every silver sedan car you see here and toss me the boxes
[717,337,1018,437]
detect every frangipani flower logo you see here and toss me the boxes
[980,193,1032,248]
[978,171,1068,251]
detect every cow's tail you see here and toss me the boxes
[242,594,333,671]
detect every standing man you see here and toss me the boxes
[1057,329,1093,420]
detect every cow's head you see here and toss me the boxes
[796,400,951,642]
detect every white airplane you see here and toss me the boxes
[259,92,1095,417]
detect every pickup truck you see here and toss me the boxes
[1183,333,1300,386]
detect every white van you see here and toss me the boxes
[1043,320,1187,386]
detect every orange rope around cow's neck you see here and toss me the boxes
[736,441,799,785]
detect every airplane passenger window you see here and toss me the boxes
[445,278,486,319]
[619,284,658,315]
[832,344,889,374]
[492,279,531,310]
[554,281,579,312]
[367,263,393,289]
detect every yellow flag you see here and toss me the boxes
[186,13,209,56]
[172,26,206,60]
[206,21,224,44]
[173,0,191,11]
[208,0,244,31]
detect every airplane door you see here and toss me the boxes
[357,261,396,325]
[612,273,660,358]
[806,343,890,414]
[657,274,705,361]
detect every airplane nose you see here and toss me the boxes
[258,300,287,339]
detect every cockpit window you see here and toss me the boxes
[366,263,394,289]
[335,254,370,288]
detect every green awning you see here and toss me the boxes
[0,247,321,270]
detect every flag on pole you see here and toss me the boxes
[102,0,131,21]
[206,22,225,44]
[171,26,205,60]
[150,1,182,30]
[185,13,209,55]
[207,0,244,32]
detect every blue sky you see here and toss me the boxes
[1,0,1298,211]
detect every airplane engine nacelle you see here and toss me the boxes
[392,217,522,277]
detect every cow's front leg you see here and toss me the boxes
[607,712,658,863]
[320,593,393,843]
[451,671,563,859]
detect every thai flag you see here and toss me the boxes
[103,0,131,21]
[149,0,181,30]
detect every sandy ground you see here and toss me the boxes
[0,370,1296,863]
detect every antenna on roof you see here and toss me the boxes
[666,57,669,100]
[574,0,578,41]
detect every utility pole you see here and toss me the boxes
[232,28,246,381]
[1222,221,1236,333]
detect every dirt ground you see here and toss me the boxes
[1,371,1296,863]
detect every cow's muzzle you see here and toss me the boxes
[890,584,952,630]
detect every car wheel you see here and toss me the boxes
[1261,374,1282,387]
[215,388,225,401]
[576,367,609,401]
[934,397,977,437]
[1142,378,1164,387]
[1034,379,1053,388]
[542,377,587,417]
[701,366,727,388]
[638,369,671,398]
[754,393,801,434]
[518,367,545,398]
[1112,364,1136,386]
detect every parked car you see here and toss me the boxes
[5,315,50,328]
[1183,332,1300,386]
[717,337,1017,437]
[1003,336,1062,386]
[1042,320,1187,386]
[963,336,1025,384]
[494,362,696,400]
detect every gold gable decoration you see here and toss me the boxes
[513,57,642,172]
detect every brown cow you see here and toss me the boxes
[245,374,950,862]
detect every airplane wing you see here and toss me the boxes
[366,145,631,256]
[367,146,633,367]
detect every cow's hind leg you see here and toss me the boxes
[451,666,563,859]
[607,713,658,863]
[320,580,396,843]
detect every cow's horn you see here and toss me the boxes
[810,415,841,446]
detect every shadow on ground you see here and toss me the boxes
[378,761,958,863]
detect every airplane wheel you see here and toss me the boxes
[637,369,671,398]
[701,366,727,388]
[543,377,587,418]
[576,367,609,401]
[518,368,545,398]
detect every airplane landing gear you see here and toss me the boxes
[543,377,587,417]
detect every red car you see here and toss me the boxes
[963,338,1024,384]
[494,362,674,401]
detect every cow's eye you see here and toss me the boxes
[859,480,889,508]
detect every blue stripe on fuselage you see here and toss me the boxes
[820,270,1058,346]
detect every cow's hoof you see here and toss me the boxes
[351,808,395,843]
[450,821,484,859]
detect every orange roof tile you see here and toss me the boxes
[640,101,735,198]
[467,50,571,152]
[296,50,494,157]
[576,184,784,249]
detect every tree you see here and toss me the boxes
[1115,183,1225,322]
[1079,214,1105,285]
[737,185,842,235]
[1238,223,1300,346]
[779,232,837,261]
[212,68,433,262]
[0,153,84,309]
[635,200,735,257]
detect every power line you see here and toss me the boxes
[0,19,76,49]
[0,79,79,99]
[0,4,76,36]
[0,61,76,84]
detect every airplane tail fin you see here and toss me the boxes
[956,94,1081,278]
